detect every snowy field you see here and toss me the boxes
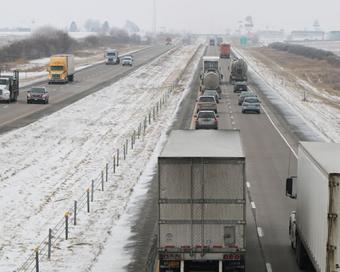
[0,43,203,271]
[236,47,340,142]
[290,40,340,56]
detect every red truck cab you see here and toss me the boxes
[220,43,231,58]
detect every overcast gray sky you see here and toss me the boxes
[2,0,340,33]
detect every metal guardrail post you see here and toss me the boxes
[48,229,52,260]
[113,156,116,173]
[35,247,39,272]
[65,212,69,240]
[74,201,77,225]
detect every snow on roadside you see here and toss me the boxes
[89,45,204,272]
[237,47,340,142]
[0,43,201,271]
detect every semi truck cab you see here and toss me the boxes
[48,55,74,84]
[105,49,120,64]
[0,70,19,103]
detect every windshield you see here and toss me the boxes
[50,66,64,71]
[203,61,218,71]
[107,52,116,57]
[204,91,216,95]
[0,78,9,85]
[199,96,215,102]
[30,88,45,93]
[240,92,255,97]
[123,57,132,60]
[198,112,215,118]
[245,98,259,103]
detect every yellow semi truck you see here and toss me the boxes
[48,54,75,84]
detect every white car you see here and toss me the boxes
[121,56,133,66]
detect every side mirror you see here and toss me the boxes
[216,114,219,117]
[194,114,198,118]
[286,177,297,199]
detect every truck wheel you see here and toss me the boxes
[296,235,308,269]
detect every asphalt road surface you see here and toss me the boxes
[0,45,171,134]
[128,44,313,272]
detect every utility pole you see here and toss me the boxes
[153,0,157,35]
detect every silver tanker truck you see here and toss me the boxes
[200,56,223,94]
[229,59,248,84]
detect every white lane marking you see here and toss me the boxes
[3,105,8,109]
[229,111,233,114]
[230,115,234,119]
[266,263,273,272]
[257,227,264,237]
[251,201,256,209]
[246,182,251,189]
[260,105,297,158]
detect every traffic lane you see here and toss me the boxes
[0,45,171,129]
[16,45,170,104]
[216,84,265,271]
[216,86,235,130]
[206,46,265,270]
[228,89,302,271]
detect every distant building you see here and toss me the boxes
[327,31,340,41]
[255,30,286,45]
[288,31,325,41]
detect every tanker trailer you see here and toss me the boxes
[200,56,223,93]
[229,59,248,84]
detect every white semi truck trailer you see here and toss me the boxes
[158,130,246,272]
[286,142,340,272]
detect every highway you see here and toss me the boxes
[0,41,309,271]
[129,45,309,272]
[0,45,171,134]
[209,45,301,272]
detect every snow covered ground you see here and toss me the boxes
[0,43,202,271]
[290,40,340,56]
[235,47,340,142]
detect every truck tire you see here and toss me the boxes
[296,235,308,269]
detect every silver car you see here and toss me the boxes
[242,97,261,114]
[203,89,220,103]
[196,95,218,113]
[121,56,133,66]
[195,111,218,129]
[238,91,257,105]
